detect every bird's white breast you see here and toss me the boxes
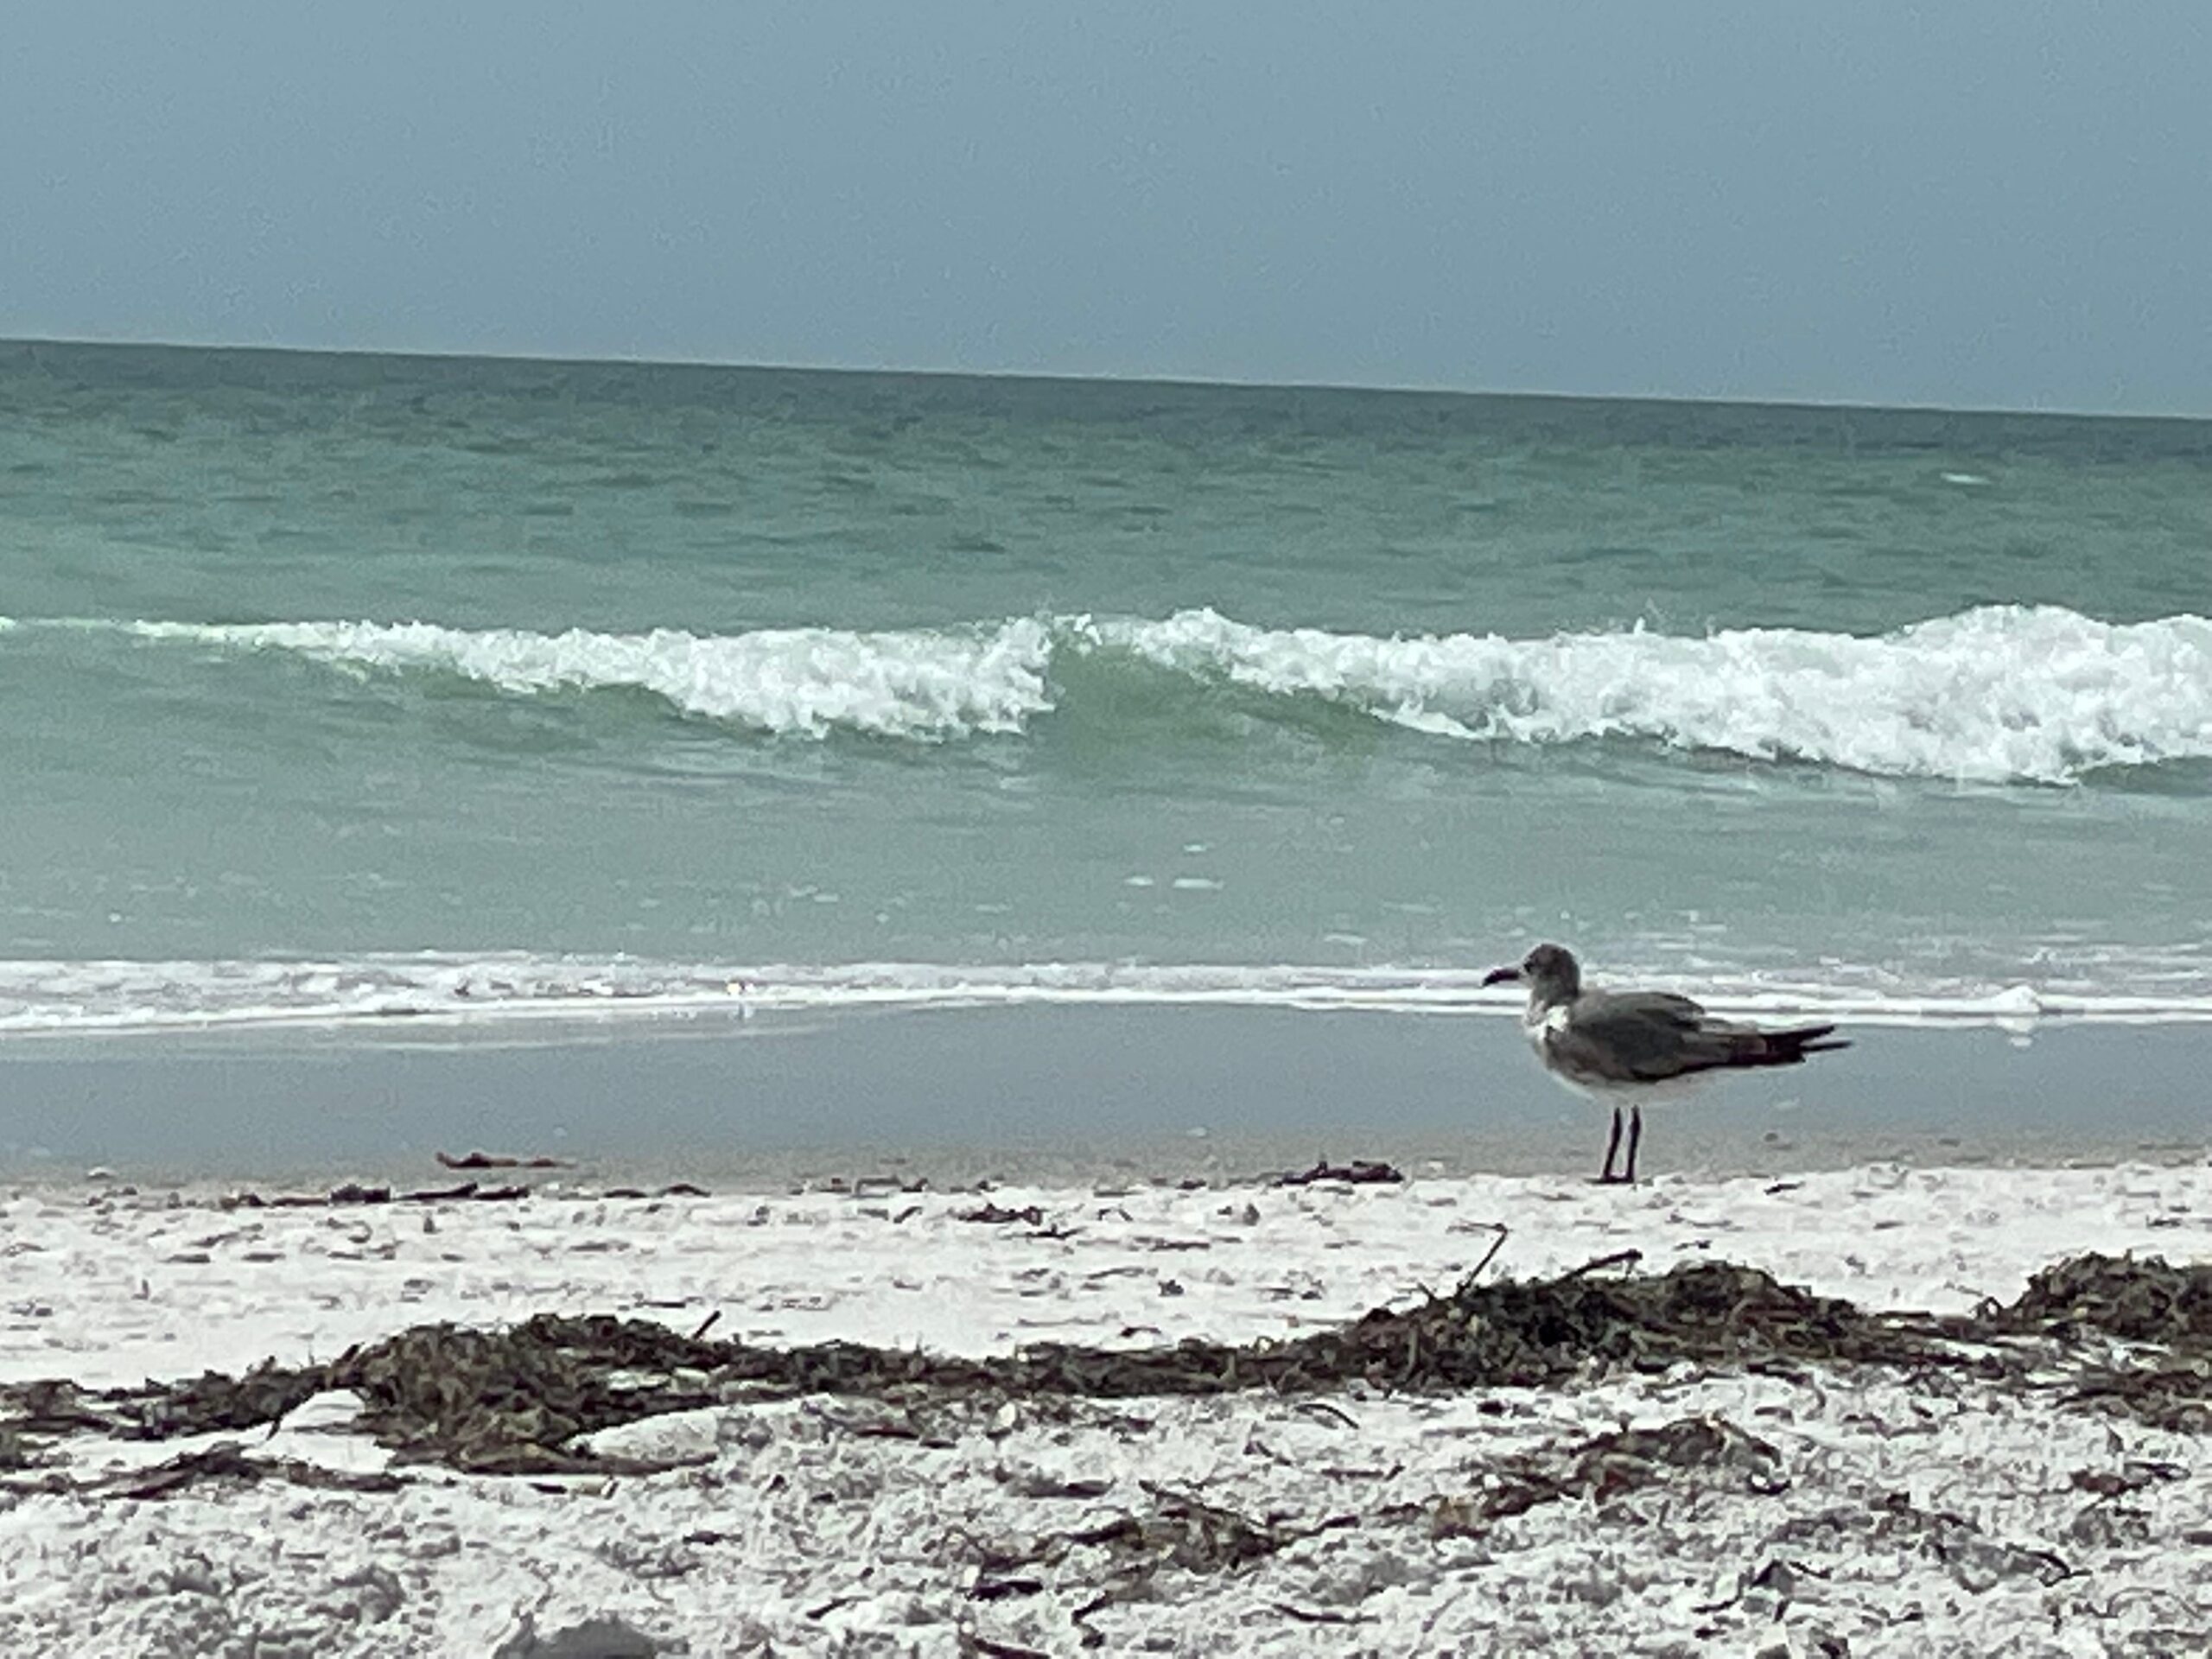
[1522,1002,1579,1087]
[1523,1002,1572,1045]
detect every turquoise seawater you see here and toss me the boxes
[2,340,2208,1036]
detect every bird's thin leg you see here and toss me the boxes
[1598,1106,1624,1184]
[1624,1104,1643,1185]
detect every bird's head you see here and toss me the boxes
[1481,942,1582,1007]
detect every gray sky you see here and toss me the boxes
[6,3,2208,413]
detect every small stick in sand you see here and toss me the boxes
[1562,1248,1645,1280]
[1468,1224,1510,1283]
[1270,1602,1369,1628]
[436,1150,574,1171]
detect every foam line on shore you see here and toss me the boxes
[4,953,2212,1039]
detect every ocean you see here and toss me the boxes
[3,340,2209,1049]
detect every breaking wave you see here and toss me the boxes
[11,604,2210,784]
[1090,605,2212,785]
[118,615,1058,741]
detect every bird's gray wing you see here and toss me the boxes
[1542,990,1740,1084]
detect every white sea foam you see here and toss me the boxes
[123,616,1058,741]
[3,954,2210,1039]
[1090,604,2212,784]
[25,604,2212,782]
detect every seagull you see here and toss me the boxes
[1481,943,1849,1184]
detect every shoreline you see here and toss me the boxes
[1,1003,2207,1189]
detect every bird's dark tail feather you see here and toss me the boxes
[1770,1023,1849,1059]
[1705,1023,1851,1071]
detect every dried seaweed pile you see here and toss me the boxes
[334,1320,727,1473]
[7,1253,2212,1483]
[1985,1253,2212,1433]
[1990,1252,2212,1348]
[1274,1256,1933,1388]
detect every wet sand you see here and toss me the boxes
[0,1004,2206,1187]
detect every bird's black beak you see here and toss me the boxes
[1481,965,1522,988]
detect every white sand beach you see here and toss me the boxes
[3,1157,2210,1656]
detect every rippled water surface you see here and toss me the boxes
[3,340,2208,1034]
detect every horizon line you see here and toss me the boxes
[5,332,2207,427]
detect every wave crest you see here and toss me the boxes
[22,604,2210,782]
[127,616,1057,741]
[1093,604,2212,784]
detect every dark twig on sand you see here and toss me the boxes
[965,1576,1046,1603]
[1269,1602,1368,1627]
[958,1203,1049,1227]
[1273,1159,1405,1187]
[960,1635,1051,1659]
[216,1180,715,1211]
[219,1181,530,1211]
[604,1185,711,1199]
[1562,1248,1644,1280]
[110,1444,404,1501]
[438,1150,575,1171]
